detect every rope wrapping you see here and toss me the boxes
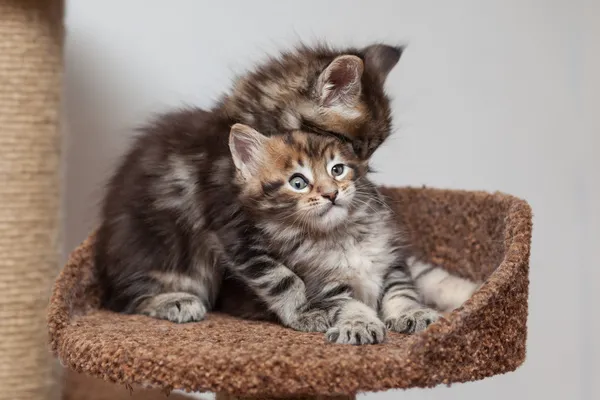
[0,1,64,399]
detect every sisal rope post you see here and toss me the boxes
[0,0,64,399]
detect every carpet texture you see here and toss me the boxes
[48,186,532,397]
[0,1,64,399]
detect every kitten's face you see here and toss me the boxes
[229,125,367,232]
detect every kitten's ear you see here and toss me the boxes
[229,124,268,178]
[362,44,404,84]
[317,55,364,107]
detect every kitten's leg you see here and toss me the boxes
[134,255,223,323]
[298,282,386,344]
[227,252,330,332]
[228,252,385,342]
[380,259,441,334]
[407,256,481,313]
[98,235,214,324]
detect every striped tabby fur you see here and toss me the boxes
[95,43,479,345]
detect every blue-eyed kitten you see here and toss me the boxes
[226,124,443,342]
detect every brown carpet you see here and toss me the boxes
[48,186,532,397]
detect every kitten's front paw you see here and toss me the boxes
[385,308,440,334]
[139,292,206,323]
[289,309,331,332]
[326,317,386,345]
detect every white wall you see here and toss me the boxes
[63,1,599,399]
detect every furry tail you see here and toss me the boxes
[407,257,481,313]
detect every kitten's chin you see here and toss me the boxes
[314,205,348,231]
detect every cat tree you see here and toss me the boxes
[0,1,533,399]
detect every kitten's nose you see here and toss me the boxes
[321,190,339,204]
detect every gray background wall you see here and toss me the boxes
[62,1,599,398]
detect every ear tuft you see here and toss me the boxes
[363,44,404,83]
[229,124,267,176]
[318,55,364,107]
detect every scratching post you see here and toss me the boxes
[0,1,64,399]
[48,187,532,399]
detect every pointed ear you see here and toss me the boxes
[363,44,404,83]
[229,123,268,177]
[317,55,364,107]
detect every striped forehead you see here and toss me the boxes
[283,132,337,162]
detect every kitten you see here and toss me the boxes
[96,43,479,337]
[223,43,480,314]
[228,125,446,343]
[97,42,405,319]
[219,43,403,159]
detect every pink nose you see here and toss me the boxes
[321,190,339,203]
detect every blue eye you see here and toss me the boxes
[331,164,345,177]
[289,174,309,191]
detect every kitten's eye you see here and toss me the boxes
[289,174,309,192]
[331,164,345,177]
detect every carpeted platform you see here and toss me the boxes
[48,186,532,397]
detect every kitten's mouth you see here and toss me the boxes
[318,203,341,217]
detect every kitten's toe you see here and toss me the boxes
[326,318,386,345]
[139,292,206,323]
[290,309,331,332]
[385,308,440,334]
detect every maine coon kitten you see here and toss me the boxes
[215,43,403,159]
[97,43,404,317]
[96,43,479,337]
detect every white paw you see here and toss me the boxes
[326,316,386,345]
[289,308,331,332]
[385,308,440,334]
[141,293,206,323]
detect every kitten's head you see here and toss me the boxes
[223,43,403,160]
[229,123,367,232]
